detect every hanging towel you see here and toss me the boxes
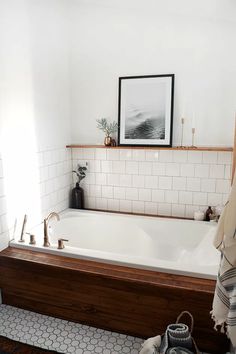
[211,173,236,347]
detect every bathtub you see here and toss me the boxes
[10,209,220,279]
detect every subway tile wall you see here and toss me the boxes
[37,147,72,216]
[72,148,233,219]
[0,148,72,251]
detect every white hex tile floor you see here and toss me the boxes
[0,304,143,353]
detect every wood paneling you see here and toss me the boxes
[0,247,229,354]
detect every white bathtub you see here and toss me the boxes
[10,209,220,279]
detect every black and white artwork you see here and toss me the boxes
[118,75,174,147]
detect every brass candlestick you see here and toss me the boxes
[177,117,185,148]
[191,128,197,148]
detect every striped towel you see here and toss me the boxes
[211,174,236,347]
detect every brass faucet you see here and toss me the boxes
[19,214,28,243]
[43,212,60,247]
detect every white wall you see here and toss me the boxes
[0,0,72,250]
[70,0,236,146]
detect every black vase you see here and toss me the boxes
[71,183,84,209]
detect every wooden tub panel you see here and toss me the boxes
[0,247,229,353]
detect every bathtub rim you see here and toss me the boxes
[9,208,219,281]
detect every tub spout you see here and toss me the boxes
[43,212,60,247]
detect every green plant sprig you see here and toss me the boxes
[96,118,118,137]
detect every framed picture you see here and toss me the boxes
[118,74,174,147]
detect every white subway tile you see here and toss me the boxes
[126,187,139,200]
[83,148,95,160]
[87,160,101,173]
[201,178,216,192]
[132,201,145,213]
[186,178,201,191]
[165,163,180,176]
[139,189,151,201]
[217,152,232,165]
[102,186,113,198]
[185,205,196,219]
[126,161,139,175]
[108,199,120,211]
[44,150,52,166]
[89,185,102,198]
[114,187,126,199]
[216,179,231,194]
[96,173,107,185]
[159,150,173,162]
[86,173,96,185]
[145,151,159,162]
[39,182,46,197]
[107,149,120,161]
[159,176,172,190]
[152,162,166,176]
[101,160,112,173]
[138,162,152,175]
[96,197,107,210]
[0,197,7,215]
[180,163,195,177]
[158,203,171,216]
[85,196,96,209]
[145,176,158,189]
[112,161,125,174]
[207,193,223,206]
[165,190,178,203]
[95,148,106,160]
[225,165,232,179]
[45,180,54,195]
[107,174,120,186]
[173,177,186,191]
[0,214,8,233]
[172,204,185,217]
[209,165,225,179]
[194,164,209,178]
[145,202,158,215]
[120,200,132,212]
[202,151,217,164]
[38,152,44,167]
[179,191,193,204]
[120,174,132,187]
[173,151,188,163]
[132,175,145,188]
[193,192,207,205]
[187,151,203,164]
[152,189,165,203]
[120,149,132,161]
[132,150,146,161]
[40,166,49,182]
[222,193,229,204]
[48,165,57,181]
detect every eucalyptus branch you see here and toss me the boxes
[96,118,118,136]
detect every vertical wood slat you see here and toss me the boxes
[232,117,236,184]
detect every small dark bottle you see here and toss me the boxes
[71,183,84,209]
[205,206,213,221]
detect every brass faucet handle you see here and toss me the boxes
[58,238,69,250]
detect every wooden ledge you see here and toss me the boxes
[66,145,233,152]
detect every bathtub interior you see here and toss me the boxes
[10,209,220,279]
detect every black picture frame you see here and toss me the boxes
[118,74,174,147]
